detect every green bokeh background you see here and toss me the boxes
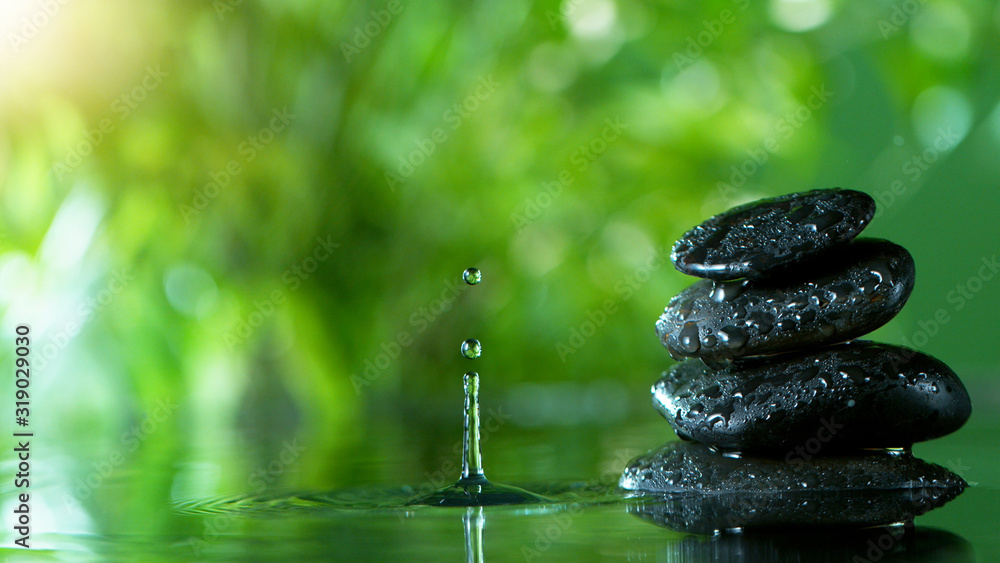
[1,0,999,559]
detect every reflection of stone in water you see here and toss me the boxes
[620,442,966,532]
[631,525,973,563]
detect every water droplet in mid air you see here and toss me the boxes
[461,339,482,359]
[405,268,548,507]
[463,267,482,285]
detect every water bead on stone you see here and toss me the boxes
[463,268,482,285]
[656,239,915,364]
[671,188,876,280]
[651,341,971,452]
[461,339,482,359]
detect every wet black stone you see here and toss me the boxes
[672,188,875,280]
[618,442,967,500]
[656,239,914,365]
[651,342,971,452]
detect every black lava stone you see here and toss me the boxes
[656,239,914,365]
[620,441,966,497]
[651,341,971,453]
[672,188,875,281]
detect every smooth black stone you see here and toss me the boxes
[652,342,971,452]
[620,442,967,494]
[656,239,914,365]
[672,188,875,280]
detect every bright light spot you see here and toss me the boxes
[600,221,654,269]
[565,0,617,39]
[164,264,219,319]
[769,0,833,32]
[509,226,569,278]
[662,60,723,113]
[910,3,971,62]
[38,188,104,270]
[527,43,579,93]
[0,252,36,306]
[911,85,971,150]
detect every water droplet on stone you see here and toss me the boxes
[461,339,482,359]
[678,322,701,354]
[866,259,894,285]
[703,385,722,399]
[463,267,482,285]
[717,326,748,350]
[804,210,844,232]
[787,296,809,309]
[786,205,813,223]
[710,280,746,302]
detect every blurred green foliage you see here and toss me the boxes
[2,0,1000,552]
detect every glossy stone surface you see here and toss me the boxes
[620,441,966,496]
[652,342,971,452]
[672,188,875,280]
[656,239,914,365]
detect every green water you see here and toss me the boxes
[18,383,996,561]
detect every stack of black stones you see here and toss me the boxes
[620,188,972,537]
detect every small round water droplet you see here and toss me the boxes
[463,268,482,285]
[461,339,482,359]
[847,399,856,407]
